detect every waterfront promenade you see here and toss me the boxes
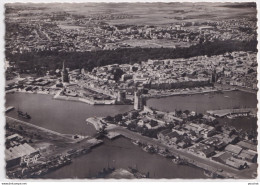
[7,89,116,105]
[106,125,256,179]
[207,108,257,117]
[145,87,236,99]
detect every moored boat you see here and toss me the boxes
[17,110,31,119]
[204,170,219,178]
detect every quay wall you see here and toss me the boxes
[180,155,225,178]
[105,127,231,178]
[53,94,116,105]
[6,116,73,141]
[145,88,236,99]
[207,108,257,117]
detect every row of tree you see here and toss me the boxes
[6,39,257,74]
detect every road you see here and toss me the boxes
[6,115,256,179]
[6,116,74,142]
[107,126,255,179]
[6,116,104,161]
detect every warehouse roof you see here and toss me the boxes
[225,144,243,155]
[237,141,257,152]
[5,143,37,161]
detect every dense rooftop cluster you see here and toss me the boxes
[5,5,257,54]
[83,51,257,96]
[104,106,257,170]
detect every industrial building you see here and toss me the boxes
[5,143,39,168]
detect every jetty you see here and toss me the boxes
[6,116,74,142]
[207,108,257,118]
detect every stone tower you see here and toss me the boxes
[211,69,217,83]
[134,90,146,110]
[62,61,69,83]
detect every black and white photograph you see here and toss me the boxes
[2,1,258,180]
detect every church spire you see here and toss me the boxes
[61,61,69,83]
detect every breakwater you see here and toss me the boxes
[145,88,236,99]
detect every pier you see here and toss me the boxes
[6,116,74,142]
[106,132,122,140]
[145,88,236,99]
[207,108,257,118]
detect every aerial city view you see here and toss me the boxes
[4,2,258,179]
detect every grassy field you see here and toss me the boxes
[6,2,256,26]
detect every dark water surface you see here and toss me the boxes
[43,137,206,179]
[147,91,257,113]
[6,93,132,136]
[147,91,257,131]
[5,91,257,179]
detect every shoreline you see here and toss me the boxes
[5,116,104,179]
[5,112,254,179]
[54,95,117,105]
[106,130,231,178]
[6,89,118,105]
[214,84,257,95]
[6,116,77,142]
[6,87,249,105]
[104,123,255,179]
[144,88,237,99]
[6,84,257,107]
[5,114,208,178]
